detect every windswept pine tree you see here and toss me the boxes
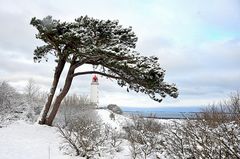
[31,16,178,126]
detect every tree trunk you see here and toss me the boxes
[45,64,75,126]
[38,58,66,124]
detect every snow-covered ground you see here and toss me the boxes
[0,120,73,159]
[0,109,173,159]
[2,109,237,159]
[0,110,132,159]
[97,109,128,130]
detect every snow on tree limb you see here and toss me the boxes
[31,15,178,103]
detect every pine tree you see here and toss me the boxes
[31,16,178,126]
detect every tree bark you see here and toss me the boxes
[38,58,66,124]
[45,63,75,126]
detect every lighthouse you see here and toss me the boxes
[90,75,99,107]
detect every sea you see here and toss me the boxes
[122,106,203,119]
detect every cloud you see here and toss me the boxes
[0,11,36,54]
[0,0,239,107]
[137,37,240,106]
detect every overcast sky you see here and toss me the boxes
[0,0,239,108]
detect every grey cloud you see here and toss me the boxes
[196,0,240,30]
[0,50,54,76]
[0,0,239,107]
[0,11,38,55]
[202,39,240,65]
[160,0,240,31]
[149,38,240,102]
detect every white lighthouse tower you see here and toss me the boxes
[90,75,99,107]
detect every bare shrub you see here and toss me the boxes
[104,125,124,154]
[124,115,162,159]
[55,94,94,126]
[24,79,46,122]
[225,91,240,123]
[0,80,47,124]
[198,90,240,126]
[198,104,228,127]
[110,133,122,151]
[24,79,40,103]
[0,81,18,110]
[163,120,215,159]
[0,81,24,124]
[162,91,240,159]
[58,112,108,158]
[163,119,240,159]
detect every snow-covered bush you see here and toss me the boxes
[109,112,115,120]
[124,115,163,159]
[57,107,127,158]
[0,81,26,124]
[162,120,240,159]
[23,79,46,122]
[161,92,240,159]
[58,112,109,158]
[0,81,19,110]
[106,126,124,152]
[0,80,47,124]
[107,104,123,114]
[227,91,240,123]
[55,94,95,126]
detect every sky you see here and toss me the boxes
[0,0,239,108]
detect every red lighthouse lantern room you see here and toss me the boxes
[92,75,98,82]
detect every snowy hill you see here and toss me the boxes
[0,121,72,159]
[97,109,128,130]
[0,110,132,159]
[2,109,238,159]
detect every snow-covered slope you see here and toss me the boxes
[1,109,239,159]
[0,110,131,159]
[96,109,128,130]
[0,121,73,159]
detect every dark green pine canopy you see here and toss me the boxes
[31,16,178,102]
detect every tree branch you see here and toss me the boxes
[73,71,120,79]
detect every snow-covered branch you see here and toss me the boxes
[73,71,120,79]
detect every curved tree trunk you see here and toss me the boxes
[45,64,75,126]
[38,58,66,124]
